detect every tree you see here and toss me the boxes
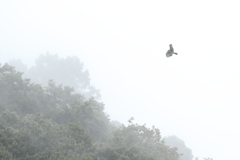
[9,53,101,100]
[0,62,212,160]
[0,110,93,159]
[194,158,213,160]
[8,59,28,74]
[164,135,194,160]
[0,63,111,142]
[108,118,180,160]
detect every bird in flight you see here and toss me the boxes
[166,44,178,58]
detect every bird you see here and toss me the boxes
[166,44,178,58]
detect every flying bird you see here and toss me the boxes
[166,44,178,58]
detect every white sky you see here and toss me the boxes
[1,0,240,159]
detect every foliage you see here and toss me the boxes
[195,158,213,160]
[0,62,211,160]
[9,53,101,100]
[0,110,93,159]
[164,135,193,160]
[108,118,180,160]
[8,59,28,73]
[0,63,110,142]
[93,145,154,160]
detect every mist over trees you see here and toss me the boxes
[8,53,101,100]
[0,63,179,159]
[164,135,193,160]
[2,55,213,160]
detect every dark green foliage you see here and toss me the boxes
[93,146,154,160]
[0,110,93,159]
[195,158,213,160]
[0,63,183,160]
[108,118,180,160]
[0,63,110,142]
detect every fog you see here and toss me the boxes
[1,0,240,159]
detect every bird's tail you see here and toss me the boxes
[174,52,178,55]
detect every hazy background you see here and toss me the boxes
[1,0,240,159]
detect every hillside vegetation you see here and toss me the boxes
[0,62,180,160]
[2,54,212,160]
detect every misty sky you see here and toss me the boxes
[1,0,240,159]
